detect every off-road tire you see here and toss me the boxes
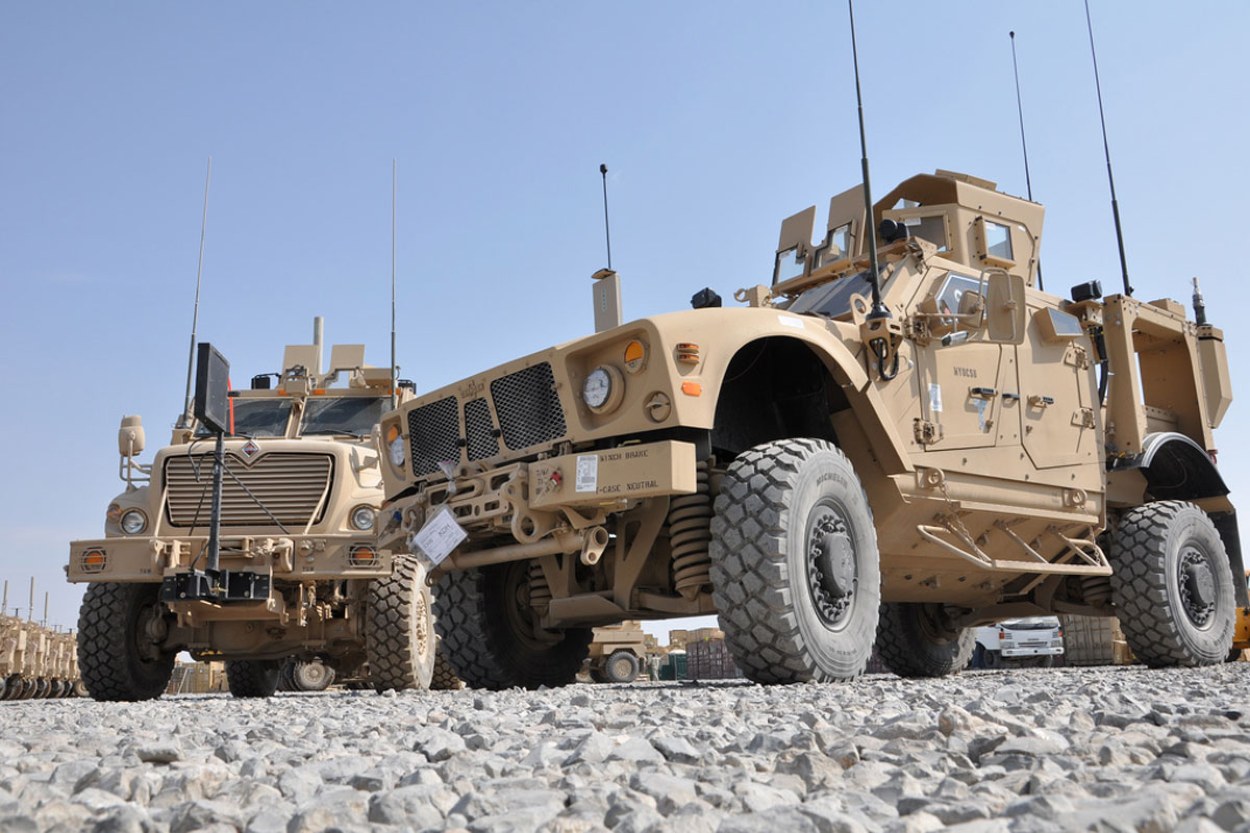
[366,555,436,692]
[982,649,1003,669]
[1110,501,1235,667]
[875,602,974,678]
[710,438,881,684]
[434,561,592,690]
[602,650,640,684]
[430,649,462,690]
[277,660,297,692]
[225,660,281,698]
[291,660,335,692]
[78,583,175,702]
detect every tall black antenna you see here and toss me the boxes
[847,0,885,320]
[599,163,612,270]
[1009,31,1043,291]
[179,157,212,427]
[1084,0,1133,297]
[390,159,398,410]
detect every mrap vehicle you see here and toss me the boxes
[377,169,1237,688]
[68,326,436,701]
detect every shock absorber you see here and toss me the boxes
[528,560,552,615]
[669,461,713,600]
[1081,574,1112,609]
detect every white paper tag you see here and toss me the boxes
[929,383,943,413]
[778,315,805,330]
[412,506,467,566]
[575,455,598,493]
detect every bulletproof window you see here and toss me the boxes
[195,399,292,438]
[903,215,950,252]
[301,397,387,437]
[985,220,1013,260]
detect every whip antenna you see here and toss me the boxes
[1084,0,1133,297]
[179,157,213,427]
[847,0,885,320]
[599,163,612,270]
[1009,31,1043,291]
[390,159,398,409]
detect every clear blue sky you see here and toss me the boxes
[2,2,1247,637]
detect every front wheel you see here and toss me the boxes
[78,583,175,702]
[710,438,881,684]
[1110,501,1235,667]
[435,560,592,690]
[366,555,436,692]
[290,660,335,692]
[875,603,974,678]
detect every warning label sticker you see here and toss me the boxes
[575,455,599,493]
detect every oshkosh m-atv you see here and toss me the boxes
[68,325,437,700]
[378,169,1238,687]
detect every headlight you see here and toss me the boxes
[385,423,406,468]
[582,365,624,413]
[350,505,376,531]
[120,509,147,535]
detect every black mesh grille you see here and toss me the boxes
[491,363,567,450]
[464,398,499,461]
[408,396,460,476]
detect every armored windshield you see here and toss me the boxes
[194,399,293,438]
[301,397,386,437]
[787,270,876,319]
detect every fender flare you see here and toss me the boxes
[1125,433,1245,606]
[713,332,913,474]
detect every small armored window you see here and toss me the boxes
[985,221,1013,260]
[815,223,852,268]
[903,215,949,252]
[774,246,806,283]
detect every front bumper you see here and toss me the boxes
[67,532,393,583]
[1000,643,1064,657]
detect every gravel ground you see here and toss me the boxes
[4,664,1250,832]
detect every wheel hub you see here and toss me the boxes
[1178,547,1217,627]
[807,508,856,628]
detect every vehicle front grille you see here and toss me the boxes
[464,398,499,461]
[491,363,566,451]
[164,453,334,528]
[408,396,460,477]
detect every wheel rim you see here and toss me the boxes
[503,562,557,650]
[609,656,633,680]
[806,500,858,629]
[1178,544,1218,629]
[134,601,168,665]
[296,663,331,689]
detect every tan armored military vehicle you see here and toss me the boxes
[68,326,437,701]
[378,169,1238,687]
[585,620,647,683]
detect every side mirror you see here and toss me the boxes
[986,272,1027,344]
[118,415,145,458]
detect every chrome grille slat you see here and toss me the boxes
[163,453,334,528]
[408,396,460,476]
[490,363,566,451]
[464,398,499,461]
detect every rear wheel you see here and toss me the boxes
[366,555,436,692]
[710,439,880,684]
[78,583,175,702]
[602,650,640,683]
[225,660,281,698]
[982,649,1003,669]
[435,560,592,690]
[875,603,974,678]
[1111,501,1235,667]
[291,660,335,692]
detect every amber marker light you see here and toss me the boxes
[348,545,379,568]
[681,381,703,397]
[623,340,647,373]
[676,343,700,364]
[80,549,107,573]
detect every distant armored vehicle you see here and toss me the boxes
[68,326,436,701]
[586,621,647,683]
[378,169,1238,688]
